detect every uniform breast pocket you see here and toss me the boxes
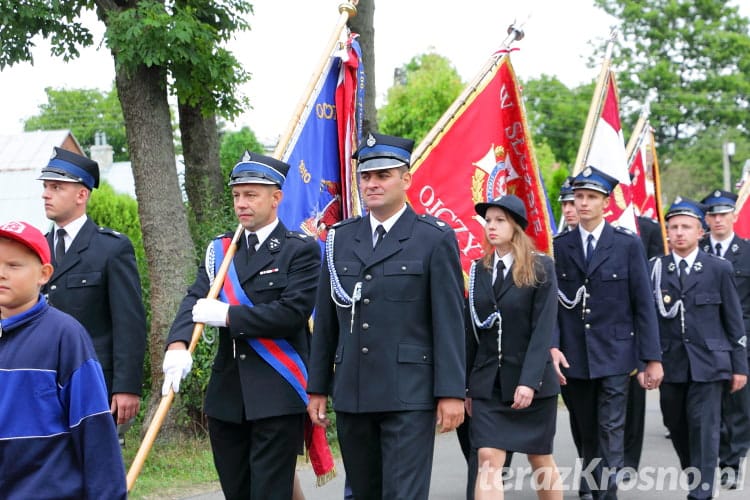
[694,293,721,308]
[383,261,423,301]
[67,272,103,289]
[600,267,628,283]
[334,261,362,291]
[65,272,103,311]
[251,274,288,293]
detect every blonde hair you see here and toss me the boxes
[481,210,543,288]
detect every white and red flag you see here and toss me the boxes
[407,52,554,276]
[579,70,638,232]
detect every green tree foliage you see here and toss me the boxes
[24,86,129,161]
[594,0,750,148]
[0,1,92,68]
[522,76,594,168]
[105,0,252,119]
[378,53,463,143]
[660,127,750,202]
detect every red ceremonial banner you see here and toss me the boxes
[407,54,553,276]
[628,127,658,220]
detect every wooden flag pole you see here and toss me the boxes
[625,107,649,165]
[648,126,669,254]
[274,1,358,159]
[572,29,617,176]
[411,23,526,165]
[126,1,359,491]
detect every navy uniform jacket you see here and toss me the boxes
[467,255,560,402]
[701,235,750,343]
[167,222,320,423]
[307,206,466,413]
[553,223,661,379]
[651,252,748,382]
[44,217,147,396]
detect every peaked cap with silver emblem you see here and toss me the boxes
[353,132,414,172]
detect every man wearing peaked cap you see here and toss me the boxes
[38,147,147,445]
[698,189,750,489]
[307,132,466,499]
[652,196,748,499]
[558,176,579,234]
[164,150,320,499]
[552,164,662,500]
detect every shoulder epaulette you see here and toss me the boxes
[332,215,361,228]
[417,213,450,231]
[286,231,310,241]
[614,226,636,236]
[98,226,123,238]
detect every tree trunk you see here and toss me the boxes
[349,0,377,133]
[178,102,223,223]
[114,62,196,409]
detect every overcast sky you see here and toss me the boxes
[1,1,746,145]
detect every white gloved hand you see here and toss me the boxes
[161,349,193,396]
[192,298,230,327]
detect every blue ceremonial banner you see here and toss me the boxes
[279,35,363,249]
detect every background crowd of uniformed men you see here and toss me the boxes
[5,134,749,500]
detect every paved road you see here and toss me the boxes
[185,390,747,499]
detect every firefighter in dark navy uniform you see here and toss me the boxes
[162,152,321,500]
[652,197,748,500]
[699,189,750,489]
[551,166,663,500]
[307,132,466,500]
[39,147,147,439]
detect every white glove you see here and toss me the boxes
[192,298,230,327]
[161,349,193,396]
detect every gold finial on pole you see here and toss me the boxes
[411,22,525,164]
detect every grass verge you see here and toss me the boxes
[122,425,218,500]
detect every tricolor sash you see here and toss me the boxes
[212,238,309,405]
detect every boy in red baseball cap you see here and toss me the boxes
[0,221,126,499]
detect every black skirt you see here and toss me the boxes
[470,379,557,455]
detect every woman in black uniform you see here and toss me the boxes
[466,195,562,500]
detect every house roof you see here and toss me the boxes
[0,130,83,231]
[0,130,83,172]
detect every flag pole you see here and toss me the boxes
[274,1,359,159]
[572,29,617,176]
[126,1,359,491]
[648,126,669,254]
[411,23,526,164]
[625,105,649,165]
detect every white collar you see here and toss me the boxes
[672,246,700,272]
[55,214,88,246]
[493,251,514,279]
[579,219,605,246]
[710,233,735,251]
[245,218,279,249]
[369,204,408,236]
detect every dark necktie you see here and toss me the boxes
[585,234,595,267]
[493,260,506,297]
[55,228,67,261]
[246,233,259,258]
[678,259,688,289]
[374,225,386,250]
[715,242,723,258]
